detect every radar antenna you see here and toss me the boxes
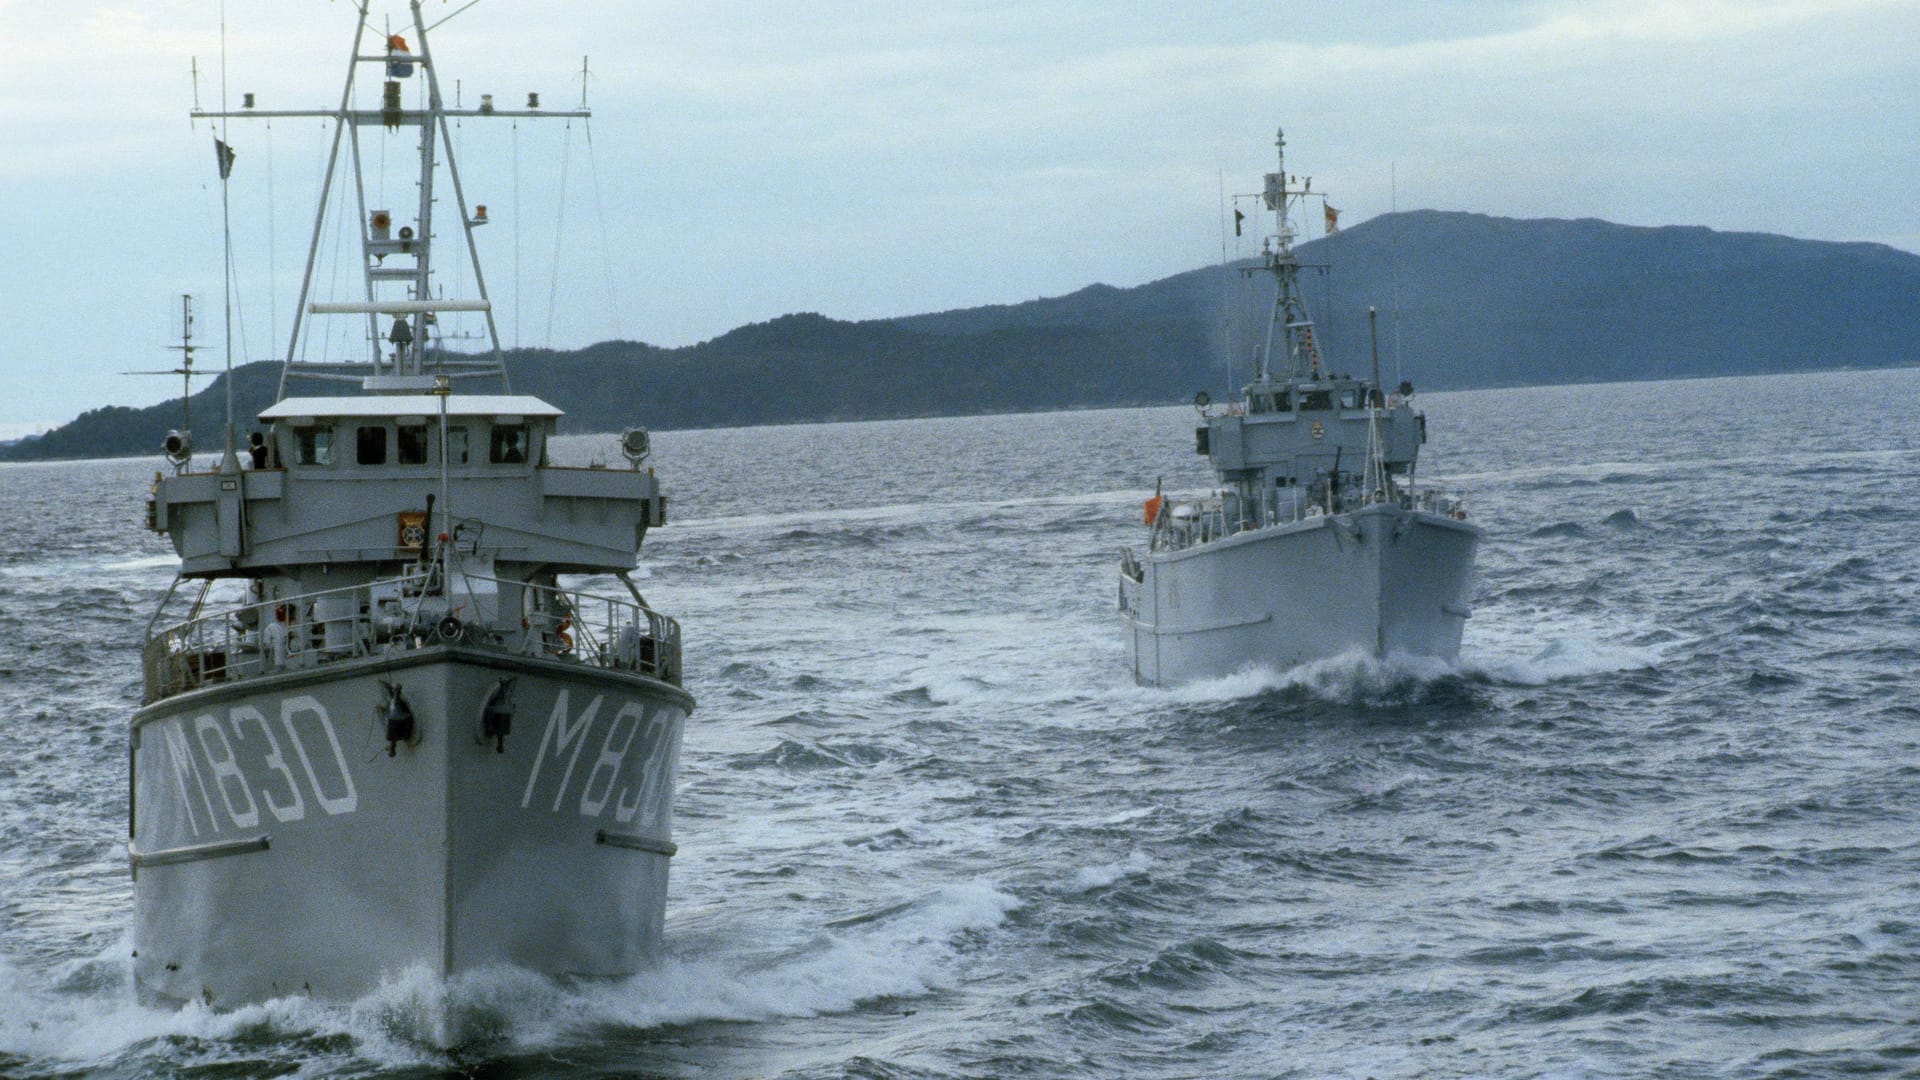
[123,293,212,453]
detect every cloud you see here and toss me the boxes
[0,0,1915,427]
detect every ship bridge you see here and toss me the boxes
[1201,375,1424,494]
[149,394,663,579]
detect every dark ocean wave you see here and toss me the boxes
[1515,971,1819,1024]
[728,738,902,772]
[1094,935,1245,992]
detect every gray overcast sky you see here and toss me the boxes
[2,0,1916,435]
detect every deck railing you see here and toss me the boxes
[1149,485,1472,554]
[142,569,683,704]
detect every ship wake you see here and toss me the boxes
[0,881,1022,1071]
[1162,625,1673,706]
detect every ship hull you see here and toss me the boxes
[128,646,690,1009]
[1123,503,1479,686]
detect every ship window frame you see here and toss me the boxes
[396,423,429,465]
[446,426,471,465]
[489,423,529,465]
[294,425,334,466]
[356,425,388,466]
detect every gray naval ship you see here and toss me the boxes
[131,3,691,1016]
[1120,128,1480,685]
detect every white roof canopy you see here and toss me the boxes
[259,394,563,421]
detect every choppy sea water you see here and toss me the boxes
[2,367,1918,1078]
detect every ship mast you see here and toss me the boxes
[124,294,207,467]
[192,0,587,399]
[1254,127,1324,385]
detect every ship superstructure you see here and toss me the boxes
[131,3,691,1018]
[1119,128,1480,685]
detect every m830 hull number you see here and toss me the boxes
[149,694,356,839]
[142,688,676,837]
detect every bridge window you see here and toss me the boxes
[1275,392,1292,411]
[294,426,333,466]
[1300,390,1332,411]
[397,424,428,465]
[1338,388,1358,409]
[357,425,388,465]
[447,427,470,465]
[489,424,529,464]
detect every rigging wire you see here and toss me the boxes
[343,120,365,362]
[545,119,575,344]
[583,118,625,343]
[310,128,352,366]
[266,119,277,353]
[512,120,521,350]
[299,116,332,364]
[449,89,467,350]
[226,216,251,372]
[424,0,484,35]
[1390,162,1403,386]
[1218,165,1232,393]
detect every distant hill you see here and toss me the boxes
[7,211,1917,461]
[5,362,284,463]
[1300,211,1920,386]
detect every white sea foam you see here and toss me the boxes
[1141,619,1670,703]
[1162,649,1454,704]
[0,552,176,581]
[670,487,1154,535]
[913,670,995,705]
[1462,608,1674,685]
[407,879,1028,1046]
[1070,850,1152,892]
[99,554,179,572]
[0,943,443,1070]
[1097,806,1156,827]
[592,881,1019,1028]
[1467,636,1668,685]
[0,881,1022,1067]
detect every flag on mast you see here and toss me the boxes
[387,34,414,78]
[1324,204,1340,234]
[214,138,236,179]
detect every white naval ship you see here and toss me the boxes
[1120,129,1480,686]
[131,4,691,1015]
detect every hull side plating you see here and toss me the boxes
[129,648,689,1006]
[1124,506,1479,686]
